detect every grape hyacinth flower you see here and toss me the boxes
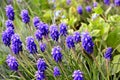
[5,19,14,29]
[104,47,113,60]
[35,30,43,41]
[33,16,40,28]
[73,31,81,43]
[6,54,19,71]
[66,35,75,49]
[51,46,62,62]
[5,5,14,21]
[35,71,45,80]
[72,70,83,80]
[11,34,22,54]
[86,6,92,12]
[114,0,120,6]
[77,6,83,15]
[20,9,30,23]
[81,32,94,54]
[104,0,110,5]
[37,58,47,71]
[40,43,46,53]
[38,23,49,37]
[2,28,14,46]
[59,23,68,36]
[50,24,59,41]
[66,0,71,5]
[93,2,98,7]
[26,36,37,54]
[53,66,61,77]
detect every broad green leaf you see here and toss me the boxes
[106,27,120,52]
[111,55,120,75]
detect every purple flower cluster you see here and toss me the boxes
[104,0,110,5]
[104,47,113,60]
[40,43,46,53]
[33,16,40,28]
[37,58,47,72]
[36,58,47,80]
[53,66,61,77]
[35,71,45,80]
[114,0,120,6]
[93,2,98,7]
[72,70,83,80]
[77,6,83,15]
[6,54,19,71]
[2,28,14,46]
[50,24,59,41]
[66,35,75,49]
[86,6,92,12]
[66,0,71,5]
[35,30,43,41]
[11,34,22,54]
[38,23,49,37]
[73,31,81,43]
[81,32,94,54]
[26,36,37,54]
[51,46,63,62]
[5,19,14,29]
[5,5,14,21]
[59,23,68,36]
[20,9,30,23]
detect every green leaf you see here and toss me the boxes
[93,5,103,14]
[111,55,120,75]
[106,27,120,52]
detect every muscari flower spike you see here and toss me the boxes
[50,24,59,41]
[5,19,14,29]
[26,36,37,54]
[53,66,61,77]
[6,54,19,71]
[104,47,113,60]
[81,32,94,54]
[51,46,63,62]
[35,70,45,80]
[66,35,75,49]
[20,9,30,23]
[93,2,98,7]
[40,43,46,53]
[38,23,49,37]
[73,31,81,43]
[2,28,14,46]
[66,0,71,5]
[59,23,68,36]
[5,5,14,21]
[37,58,47,71]
[72,70,84,80]
[33,16,40,28]
[114,0,120,6]
[86,6,92,12]
[77,5,83,15]
[104,0,110,5]
[11,34,22,54]
[35,30,43,41]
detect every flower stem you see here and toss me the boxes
[106,59,109,80]
[17,70,26,80]
[59,62,69,80]
[91,54,106,79]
